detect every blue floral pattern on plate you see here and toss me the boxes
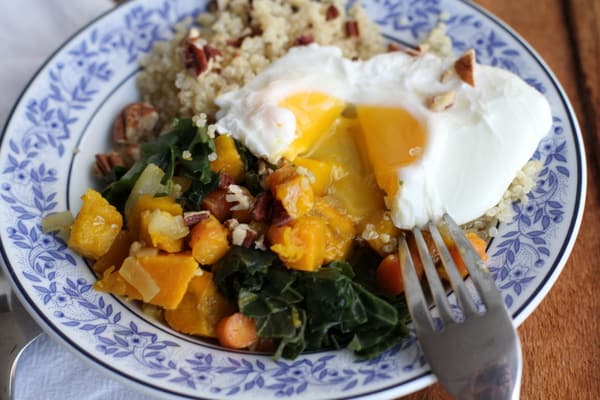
[0,0,585,399]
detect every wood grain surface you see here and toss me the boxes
[400,0,600,399]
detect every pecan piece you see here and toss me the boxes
[345,20,360,37]
[218,172,235,189]
[426,91,456,112]
[325,5,340,21]
[250,192,273,222]
[184,39,209,76]
[387,42,402,52]
[454,49,476,87]
[112,102,159,145]
[94,152,125,178]
[201,189,232,221]
[203,44,222,60]
[270,200,292,226]
[183,211,211,227]
[293,34,314,46]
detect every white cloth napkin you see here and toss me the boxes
[1,1,150,399]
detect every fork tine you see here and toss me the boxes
[442,214,504,308]
[428,221,479,319]
[398,234,434,331]
[411,227,457,326]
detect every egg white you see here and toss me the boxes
[215,45,552,229]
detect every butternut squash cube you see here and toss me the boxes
[361,210,400,256]
[139,209,189,253]
[267,165,314,219]
[268,216,327,271]
[189,214,230,265]
[164,272,235,337]
[310,197,356,262]
[94,252,198,309]
[293,157,334,196]
[92,230,134,274]
[68,189,123,260]
[210,135,245,183]
[128,194,183,237]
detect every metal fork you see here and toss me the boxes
[0,267,42,400]
[399,213,522,400]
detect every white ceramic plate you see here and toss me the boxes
[0,0,585,398]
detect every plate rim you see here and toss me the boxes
[0,0,587,399]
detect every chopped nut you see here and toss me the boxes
[225,220,257,248]
[440,68,455,83]
[345,20,360,37]
[270,200,292,226]
[404,43,430,57]
[325,5,340,21]
[254,235,266,251]
[125,144,141,163]
[454,49,476,87]
[426,91,456,112]
[293,34,314,46]
[183,211,210,227]
[112,102,159,145]
[203,44,222,60]
[94,152,125,177]
[225,184,253,211]
[218,172,235,189]
[387,42,402,52]
[250,192,273,222]
[184,39,209,76]
[226,27,262,48]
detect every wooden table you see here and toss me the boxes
[402,0,600,399]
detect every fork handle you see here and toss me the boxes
[455,358,521,400]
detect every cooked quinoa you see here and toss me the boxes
[138,0,384,123]
[137,0,541,236]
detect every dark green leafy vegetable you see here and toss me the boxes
[102,118,219,213]
[213,246,409,360]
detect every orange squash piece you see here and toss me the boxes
[92,230,134,274]
[68,189,123,260]
[164,272,235,338]
[361,209,400,256]
[189,214,230,265]
[139,209,189,253]
[210,135,245,183]
[268,216,327,271]
[309,197,356,262]
[128,194,183,237]
[94,252,198,309]
[267,165,314,219]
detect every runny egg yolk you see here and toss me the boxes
[278,91,426,221]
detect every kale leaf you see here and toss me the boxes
[102,118,219,213]
[213,246,409,360]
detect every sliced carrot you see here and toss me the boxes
[376,254,404,295]
[216,312,258,349]
[446,232,488,279]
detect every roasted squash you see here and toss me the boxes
[268,216,327,271]
[164,272,235,337]
[310,197,356,262]
[92,230,134,274]
[68,189,123,260]
[128,194,183,237]
[139,209,189,253]
[210,135,245,183]
[267,165,314,219]
[94,252,198,309]
[189,214,230,265]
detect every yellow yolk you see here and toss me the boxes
[305,117,385,221]
[356,106,427,195]
[279,91,426,224]
[278,92,346,160]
